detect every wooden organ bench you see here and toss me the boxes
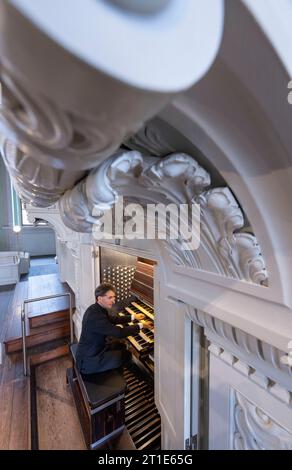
[67,343,126,449]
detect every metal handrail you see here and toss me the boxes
[21,292,73,376]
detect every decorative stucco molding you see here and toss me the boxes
[59,149,267,285]
[198,188,267,283]
[25,204,76,243]
[125,120,177,157]
[0,61,126,171]
[185,306,292,380]
[209,340,292,408]
[232,390,292,450]
[0,137,85,206]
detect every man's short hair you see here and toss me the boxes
[95,283,116,299]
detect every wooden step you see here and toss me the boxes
[4,274,73,355]
[30,344,69,366]
[27,274,74,327]
[29,308,70,329]
[5,320,70,354]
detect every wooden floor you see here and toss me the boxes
[0,286,14,364]
[0,286,30,450]
[0,264,80,450]
[36,355,86,450]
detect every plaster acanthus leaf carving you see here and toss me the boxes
[60,151,209,268]
[233,390,292,450]
[60,180,97,233]
[59,149,267,285]
[59,151,145,232]
[198,188,268,283]
[60,151,267,283]
[125,121,177,157]
[87,150,145,209]
[140,153,210,203]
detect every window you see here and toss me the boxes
[21,200,47,226]
[10,181,22,229]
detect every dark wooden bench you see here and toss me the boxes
[67,343,126,449]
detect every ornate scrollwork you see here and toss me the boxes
[0,137,85,206]
[0,61,126,171]
[125,120,176,157]
[198,188,267,283]
[233,390,292,450]
[59,149,268,285]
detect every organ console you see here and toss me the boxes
[68,248,161,450]
[100,251,161,450]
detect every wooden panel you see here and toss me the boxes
[30,344,69,366]
[68,363,125,449]
[70,372,92,447]
[5,321,70,354]
[131,279,153,306]
[130,258,154,305]
[134,271,154,288]
[29,308,70,329]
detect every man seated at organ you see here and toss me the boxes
[75,283,153,374]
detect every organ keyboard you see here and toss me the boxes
[117,308,155,375]
[117,259,156,375]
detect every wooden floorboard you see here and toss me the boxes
[0,285,30,450]
[0,286,15,382]
[27,274,74,319]
[36,355,86,450]
[0,286,14,341]
[8,357,30,450]
[30,344,69,367]
[0,265,72,450]
[0,353,30,450]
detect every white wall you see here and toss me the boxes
[0,158,56,256]
[14,226,56,256]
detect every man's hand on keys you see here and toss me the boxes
[141,320,154,330]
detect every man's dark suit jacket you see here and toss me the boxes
[75,302,139,361]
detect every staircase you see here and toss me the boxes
[4,274,74,357]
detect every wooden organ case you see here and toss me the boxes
[100,248,161,450]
